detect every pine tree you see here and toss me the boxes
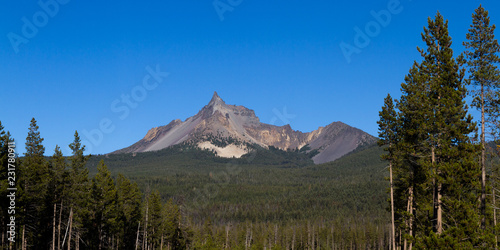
[89,160,118,249]
[377,94,398,250]
[164,198,187,249]
[49,145,68,250]
[394,12,488,248]
[463,4,500,233]
[115,174,142,249]
[395,62,429,249]
[66,131,90,250]
[20,118,51,248]
[147,190,164,249]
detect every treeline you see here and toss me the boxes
[189,219,390,249]
[377,5,500,249]
[0,119,188,249]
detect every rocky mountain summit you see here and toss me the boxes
[113,92,376,164]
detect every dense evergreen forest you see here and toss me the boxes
[0,118,391,249]
[1,5,500,250]
[378,5,500,249]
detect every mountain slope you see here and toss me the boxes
[113,92,376,163]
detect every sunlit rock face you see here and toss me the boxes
[113,92,376,164]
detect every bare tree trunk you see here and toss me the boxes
[436,183,443,234]
[307,222,311,249]
[135,222,140,250]
[481,82,486,230]
[245,226,249,250]
[67,208,73,250]
[52,203,57,250]
[160,234,164,250]
[274,224,278,246]
[404,187,414,250]
[400,229,402,250]
[58,202,63,250]
[144,203,149,250]
[494,187,498,250]
[408,187,413,250]
[249,223,253,249]
[404,197,408,250]
[312,225,315,250]
[331,226,334,250]
[389,161,396,250]
[225,225,229,249]
[22,224,25,250]
[432,147,443,234]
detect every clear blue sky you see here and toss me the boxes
[1,0,499,156]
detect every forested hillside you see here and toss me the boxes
[88,142,391,248]
[0,118,391,249]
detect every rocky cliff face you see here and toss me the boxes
[113,92,376,164]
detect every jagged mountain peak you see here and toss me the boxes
[208,91,225,106]
[113,92,377,164]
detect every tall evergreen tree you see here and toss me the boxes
[49,145,68,250]
[393,12,489,248]
[115,174,142,249]
[463,4,500,232]
[377,94,399,250]
[164,198,187,249]
[147,190,164,249]
[66,131,90,250]
[88,160,118,249]
[395,61,432,250]
[20,118,51,248]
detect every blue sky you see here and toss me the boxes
[1,0,499,156]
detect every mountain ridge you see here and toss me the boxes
[113,92,376,164]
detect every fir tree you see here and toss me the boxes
[147,190,164,249]
[20,118,51,248]
[115,174,142,249]
[49,145,68,250]
[395,62,429,249]
[89,160,118,249]
[164,198,187,249]
[394,12,487,248]
[66,131,90,250]
[377,94,399,250]
[463,4,500,233]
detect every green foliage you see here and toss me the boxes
[19,118,51,248]
[464,6,500,244]
[464,4,500,133]
[88,143,389,248]
[380,11,495,249]
[86,160,119,248]
[115,173,142,249]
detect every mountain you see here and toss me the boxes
[113,92,376,164]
